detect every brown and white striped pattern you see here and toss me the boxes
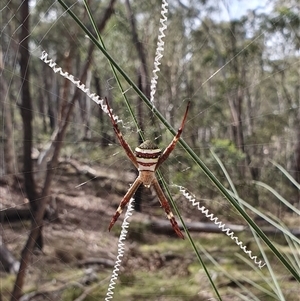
[135,140,162,172]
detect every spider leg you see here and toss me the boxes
[104,97,138,169]
[108,177,142,231]
[152,178,184,239]
[156,102,190,169]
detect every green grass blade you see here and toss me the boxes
[269,160,300,190]
[199,244,265,301]
[254,181,300,214]
[227,191,300,245]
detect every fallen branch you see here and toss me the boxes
[77,257,115,268]
[58,158,135,182]
[0,208,31,222]
[147,219,300,238]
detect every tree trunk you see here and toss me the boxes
[10,2,40,300]
[18,0,42,249]
[11,1,117,299]
[0,69,16,185]
[94,75,109,146]
[78,69,92,139]
[227,22,245,154]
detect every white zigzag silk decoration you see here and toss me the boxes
[150,0,168,104]
[175,185,266,269]
[40,51,126,126]
[105,199,135,300]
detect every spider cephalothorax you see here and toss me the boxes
[105,98,190,239]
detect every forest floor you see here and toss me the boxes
[0,164,299,301]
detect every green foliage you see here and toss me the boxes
[211,139,245,163]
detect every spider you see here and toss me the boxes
[105,98,190,239]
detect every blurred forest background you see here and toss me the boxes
[0,0,299,300]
